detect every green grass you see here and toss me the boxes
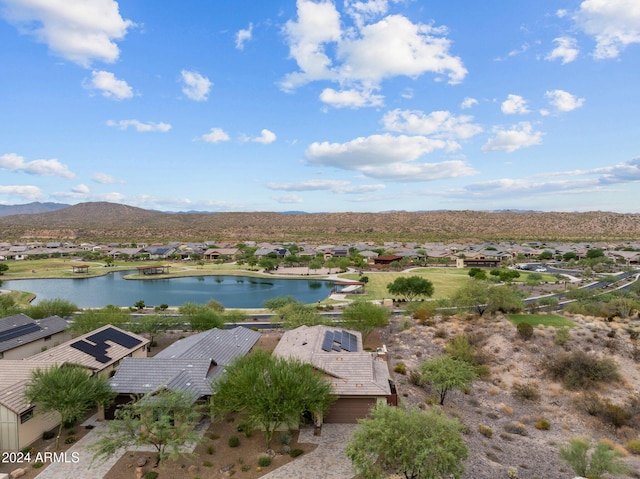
[507,314,575,328]
[339,268,471,301]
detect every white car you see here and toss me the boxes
[535,267,547,272]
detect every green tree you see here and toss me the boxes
[450,280,490,316]
[71,305,131,335]
[345,403,468,479]
[340,301,390,341]
[90,389,203,467]
[467,267,487,280]
[25,298,78,319]
[0,263,8,275]
[211,350,335,448]
[586,248,605,259]
[264,297,327,329]
[386,276,434,301]
[24,365,115,450]
[486,284,525,314]
[127,314,180,346]
[420,356,477,405]
[559,438,628,479]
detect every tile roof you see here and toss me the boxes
[109,357,213,401]
[273,325,391,397]
[28,324,149,372]
[0,314,69,353]
[0,359,59,413]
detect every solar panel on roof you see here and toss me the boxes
[321,331,333,352]
[333,330,342,345]
[88,327,142,349]
[70,340,110,363]
[0,322,42,343]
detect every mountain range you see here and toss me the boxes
[0,202,639,243]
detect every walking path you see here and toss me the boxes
[33,414,210,479]
[261,424,357,479]
[33,419,356,479]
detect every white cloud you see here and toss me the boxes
[461,97,478,109]
[501,94,530,115]
[281,2,466,107]
[88,70,133,100]
[305,133,477,181]
[482,122,543,153]
[181,70,212,101]
[251,129,277,144]
[575,0,640,59]
[271,194,304,204]
[201,128,230,143]
[235,23,253,50]
[92,172,118,184]
[106,119,171,132]
[382,109,482,142]
[0,0,133,67]
[0,153,75,178]
[545,89,585,112]
[546,36,580,64]
[71,183,90,194]
[319,87,384,108]
[266,179,386,194]
[0,185,43,201]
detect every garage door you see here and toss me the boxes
[324,397,376,424]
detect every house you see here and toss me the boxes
[107,327,261,416]
[0,325,148,452]
[0,314,71,360]
[273,325,394,424]
[373,255,403,265]
[202,248,239,261]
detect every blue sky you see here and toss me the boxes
[1,0,639,213]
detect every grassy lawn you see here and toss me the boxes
[339,268,471,301]
[507,314,575,328]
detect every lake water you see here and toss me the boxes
[2,271,335,308]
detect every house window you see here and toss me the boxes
[20,407,35,423]
[44,335,52,341]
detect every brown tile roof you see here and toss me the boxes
[0,360,59,413]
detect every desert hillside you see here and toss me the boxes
[0,202,639,243]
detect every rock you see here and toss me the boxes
[219,463,235,473]
[10,469,25,479]
[188,465,198,473]
[136,457,147,467]
[135,466,144,479]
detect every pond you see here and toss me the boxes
[2,271,335,308]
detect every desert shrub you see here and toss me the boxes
[279,431,292,445]
[144,472,159,479]
[241,464,250,472]
[202,461,213,467]
[512,381,540,401]
[398,317,413,330]
[290,448,304,457]
[410,303,436,323]
[64,436,76,444]
[228,435,240,447]
[258,456,271,467]
[394,362,407,375]
[625,440,640,455]
[434,328,448,339]
[207,444,214,455]
[555,326,571,346]
[534,419,551,430]
[32,462,44,469]
[560,438,628,479]
[503,422,528,436]
[478,425,493,438]
[408,369,424,386]
[627,328,639,340]
[516,322,534,340]
[445,334,484,366]
[600,403,632,428]
[281,445,291,454]
[545,351,620,389]
[42,430,55,440]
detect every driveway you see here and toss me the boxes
[261,424,357,479]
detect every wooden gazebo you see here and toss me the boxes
[136,265,171,275]
[72,264,90,274]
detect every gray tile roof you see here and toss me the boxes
[155,326,261,381]
[109,357,213,401]
[0,314,69,353]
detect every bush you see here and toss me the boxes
[512,382,540,401]
[545,351,620,389]
[228,435,240,447]
[32,462,44,469]
[207,444,214,455]
[534,419,551,430]
[555,326,571,346]
[600,403,632,428]
[478,425,493,438]
[290,448,304,458]
[64,436,76,444]
[279,431,292,445]
[408,369,424,386]
[202,461,213,467]
[503,422,528,436]
[625,440,640,455]
[516,322,534,340]
[394,362,407,375]
[144,473,159,479]
[42,430,55,440]
[258,456,271,467]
